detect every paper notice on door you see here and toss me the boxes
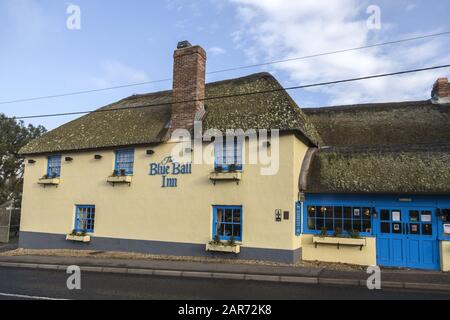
[392,211,401,222]
[444,224,450,234]
[422,214,432,222]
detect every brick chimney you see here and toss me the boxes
[431,77,450,104]
[171,41,207,131]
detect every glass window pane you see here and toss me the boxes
[316,218,324,230]
[225,209,233,222]
[233,225,241,238]
[334,219,343,230]
[422,224,432,235]
[381,222,390,233]
[325,206,333,219]
[217,223,224,236]
[308,206,315,218]
[217,209,224,222]
[421,211,432,223]
[409,210,419,222]
[344,207,352,219]
[224,224,232,236]
[392,223,402,234]
[233,210,241,223]
[308,217,316,230]
[362,219,371,233]
[352,219,362,232]
[410,224,420,235]
[334,207,343,219]
[344,219,352,232]
[380,210,390,221]
[325,219,333,230]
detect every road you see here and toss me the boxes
[0,267,448,300]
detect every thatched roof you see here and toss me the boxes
[301,101,450,194]
[303,101,450,147]
[20,73,321,155]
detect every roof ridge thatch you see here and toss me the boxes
[20,72,322,155]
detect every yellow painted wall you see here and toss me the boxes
[440,241,450,272]
[292,138,308,249]
[20,134,309,251]
[301,234,377,266]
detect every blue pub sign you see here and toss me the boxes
[149,157,192,188]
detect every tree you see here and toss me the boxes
[0,114,46,207]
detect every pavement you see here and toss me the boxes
[1,266,449,300]
[0,254,449,293]
[0,238,18,253]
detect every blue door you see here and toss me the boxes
[376,207,440,270]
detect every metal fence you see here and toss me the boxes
[0,207,20,243]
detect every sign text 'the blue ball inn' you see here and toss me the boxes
[149,157,192,188]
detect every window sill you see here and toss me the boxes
[38,178,60,186]
[209,172,242,184]
[206,242,241,254]
[66,234,91,243]
[312,236,366,250]
[107,175,132,186]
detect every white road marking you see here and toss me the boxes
[0,292,69,300]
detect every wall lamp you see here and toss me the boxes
[146,149,155,156]
[28,159,36,164]
[94,154,103,160]
[65,157,73,162]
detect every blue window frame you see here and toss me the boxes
[305,205,373,236]
[214,138,243,171]
[74,205,95,233]
[115,149,134,175]
[213,206,242,241]
[47,155,61,178]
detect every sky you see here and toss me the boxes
[0,0,449,130]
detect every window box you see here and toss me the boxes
[107,175,132,186]
[209,172,242,184]
[312,236,366,250]
[38,177,60,186]
[206,242,241,254]
[66,234,91,243]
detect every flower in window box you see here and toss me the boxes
[228,164,237,172]
[215,165,223,173]
[333,227,343,238]
[41,174,49,180]
[120,169,127,176]
[112,170,119,177]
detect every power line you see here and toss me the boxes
[207,31,450,74]
[12,64,450,120]
[1,31,449,106]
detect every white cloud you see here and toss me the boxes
[1,0,49,45]
[209,46,227,55]
[90,60,150,88]
[228,0,449,105]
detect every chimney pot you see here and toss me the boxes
[431,77,450,104]
[177,40,192,49]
